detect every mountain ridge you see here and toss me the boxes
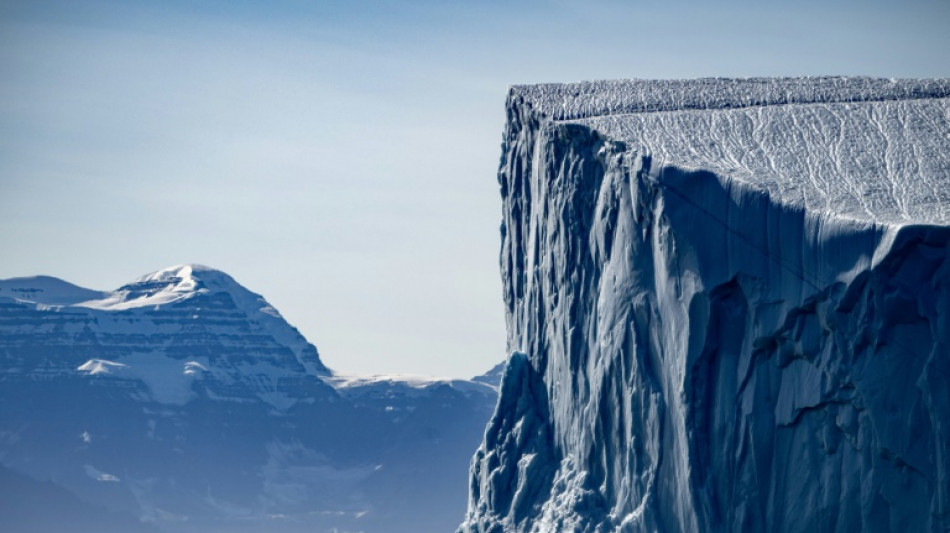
[0,264,498,532]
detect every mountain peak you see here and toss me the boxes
[84,264,244,311]
[133,263,241,290]
[137,263,215,279]
[4,265,330,377]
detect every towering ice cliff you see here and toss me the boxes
[462,78,950,532]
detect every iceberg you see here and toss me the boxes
[462,78,950,532]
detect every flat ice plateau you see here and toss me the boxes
[461,78,950,532]
[0,265,498,533]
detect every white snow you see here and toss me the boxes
[326,373,497,400]
[77,355,208,405]
[182,361,207,376]
[583,97,950,224]
[512,77,950,123]
[77,359,128,376]
[78,264,222,310]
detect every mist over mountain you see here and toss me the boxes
[0,265,498,533]
[0,464,160,533]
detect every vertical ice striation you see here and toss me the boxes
[462,78,950,532]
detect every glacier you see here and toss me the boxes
[462,78,950,532]
[0,265,498,533]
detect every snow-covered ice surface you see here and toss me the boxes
[0,265,498,533]
[462,78,950,532]
[512,77,950,122]
[519,77,950,225]
[584,98,950,225]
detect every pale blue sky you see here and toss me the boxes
[2,0,948,377]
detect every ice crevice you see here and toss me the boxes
[462,78,950,532]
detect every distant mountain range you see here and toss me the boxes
[0,264,501,533]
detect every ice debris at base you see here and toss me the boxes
[0,265,498,533]
[461,77,950,533]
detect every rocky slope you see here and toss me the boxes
[0,265,497,533]
[462,78,950,532]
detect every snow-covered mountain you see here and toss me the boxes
[462,78,950,532]
[0,265,498,533]
[472,361,505,388]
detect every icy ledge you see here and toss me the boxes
[462,78,950,532]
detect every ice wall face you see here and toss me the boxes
[462,78,950,532]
